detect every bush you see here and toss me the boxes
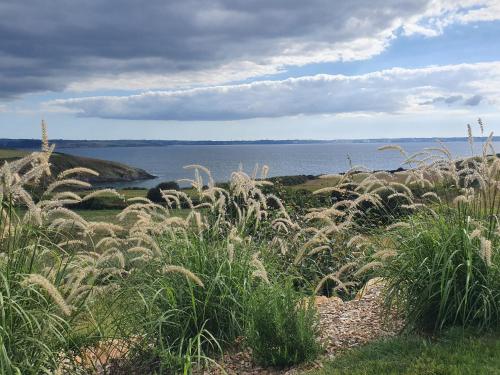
[382,211,500,333]
[147,181,180,203]
[245,281,321,367]
[123,237,255,373]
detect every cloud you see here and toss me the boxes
[464,94,483,106]
[1,0,499,98]
[421,95,464,105]
[49,62,500,121]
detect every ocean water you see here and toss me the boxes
[57,141,500,189]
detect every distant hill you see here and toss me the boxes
[0,137,498,149]
[0,149,154,184]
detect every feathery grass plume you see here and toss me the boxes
[453,195,470,205]
[127,196,152,204]
[378,144,407,157]
[82,189,124,201]
[267,194,290,219]
[334,262,358,278]
[482,131,495,157]
[97,248,126,269]
[88,222,124,237]
[165,190,194,209]
[467,123,474,151]
[184,164,214,186]
[163,265,204,287]
[314,274,347,295]
[58,167,99,179]
[227,243,235,264]
[480,238,492,267]
[372,249,397,260]
[470,229,482,239]
[272,221,289,233]
[261,164,270,179]
[251,252,269,283]
[21,274,72,316]
[41,119,50,153]
[312,186,346,195]
[401,203,426,210]
[95,236,123,250]
[346,234,366,249]
[17,188,43,225]
[308,245,331,256]
[271,237,288,255]
[51,191,83,203]
[385,222,411,231]
[57,239,87,248]
[422,191,441,202]
[354,261,383,277]
[127,246,154,258]
[129,232,162,257]
[49,217,89,233]
[478,117,484,135]
[45,179,91,195]
[272,217,299,230]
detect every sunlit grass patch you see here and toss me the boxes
[308,330,500,375]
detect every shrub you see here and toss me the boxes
[147,181,180,203]
[245,281,321,367]
[123,237,255,373]
[382,211,500,333]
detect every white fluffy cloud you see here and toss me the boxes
[49,62,500,120]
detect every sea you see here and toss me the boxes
[57,141,500,189]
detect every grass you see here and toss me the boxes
[118,188,148,199]
[381,211,500,332]
[308,330,500,375]
[2,124,500,373]
[246,281,321,367]
[75,207,191,225]
[0,148,28,160]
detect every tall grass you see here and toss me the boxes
[2,119,499,372]
[121,236,256,372]
[0,199,74,374]
[246,281,321,367]
[382,211,500,332]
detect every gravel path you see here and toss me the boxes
[203,280,404,375]
[72,279,403,374]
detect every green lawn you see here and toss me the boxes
[117,188,148,199]
[76,208,192,227]
[0,148,28,160]
[307,330,500,375]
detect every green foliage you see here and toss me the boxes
[147,181,180,203]
[266,175,315,186]
[382,211,500,333]
[245,281,321,367]
[123,237,255,373]
[0,201,71,374]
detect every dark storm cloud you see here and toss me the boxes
[0,0,433,98]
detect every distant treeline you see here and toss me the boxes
[1,137,499,149]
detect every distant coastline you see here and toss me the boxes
[0,137,497,149]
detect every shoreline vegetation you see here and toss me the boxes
[1,136,500,149]
[0,120,499,374]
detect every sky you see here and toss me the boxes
[1,1,500,140]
